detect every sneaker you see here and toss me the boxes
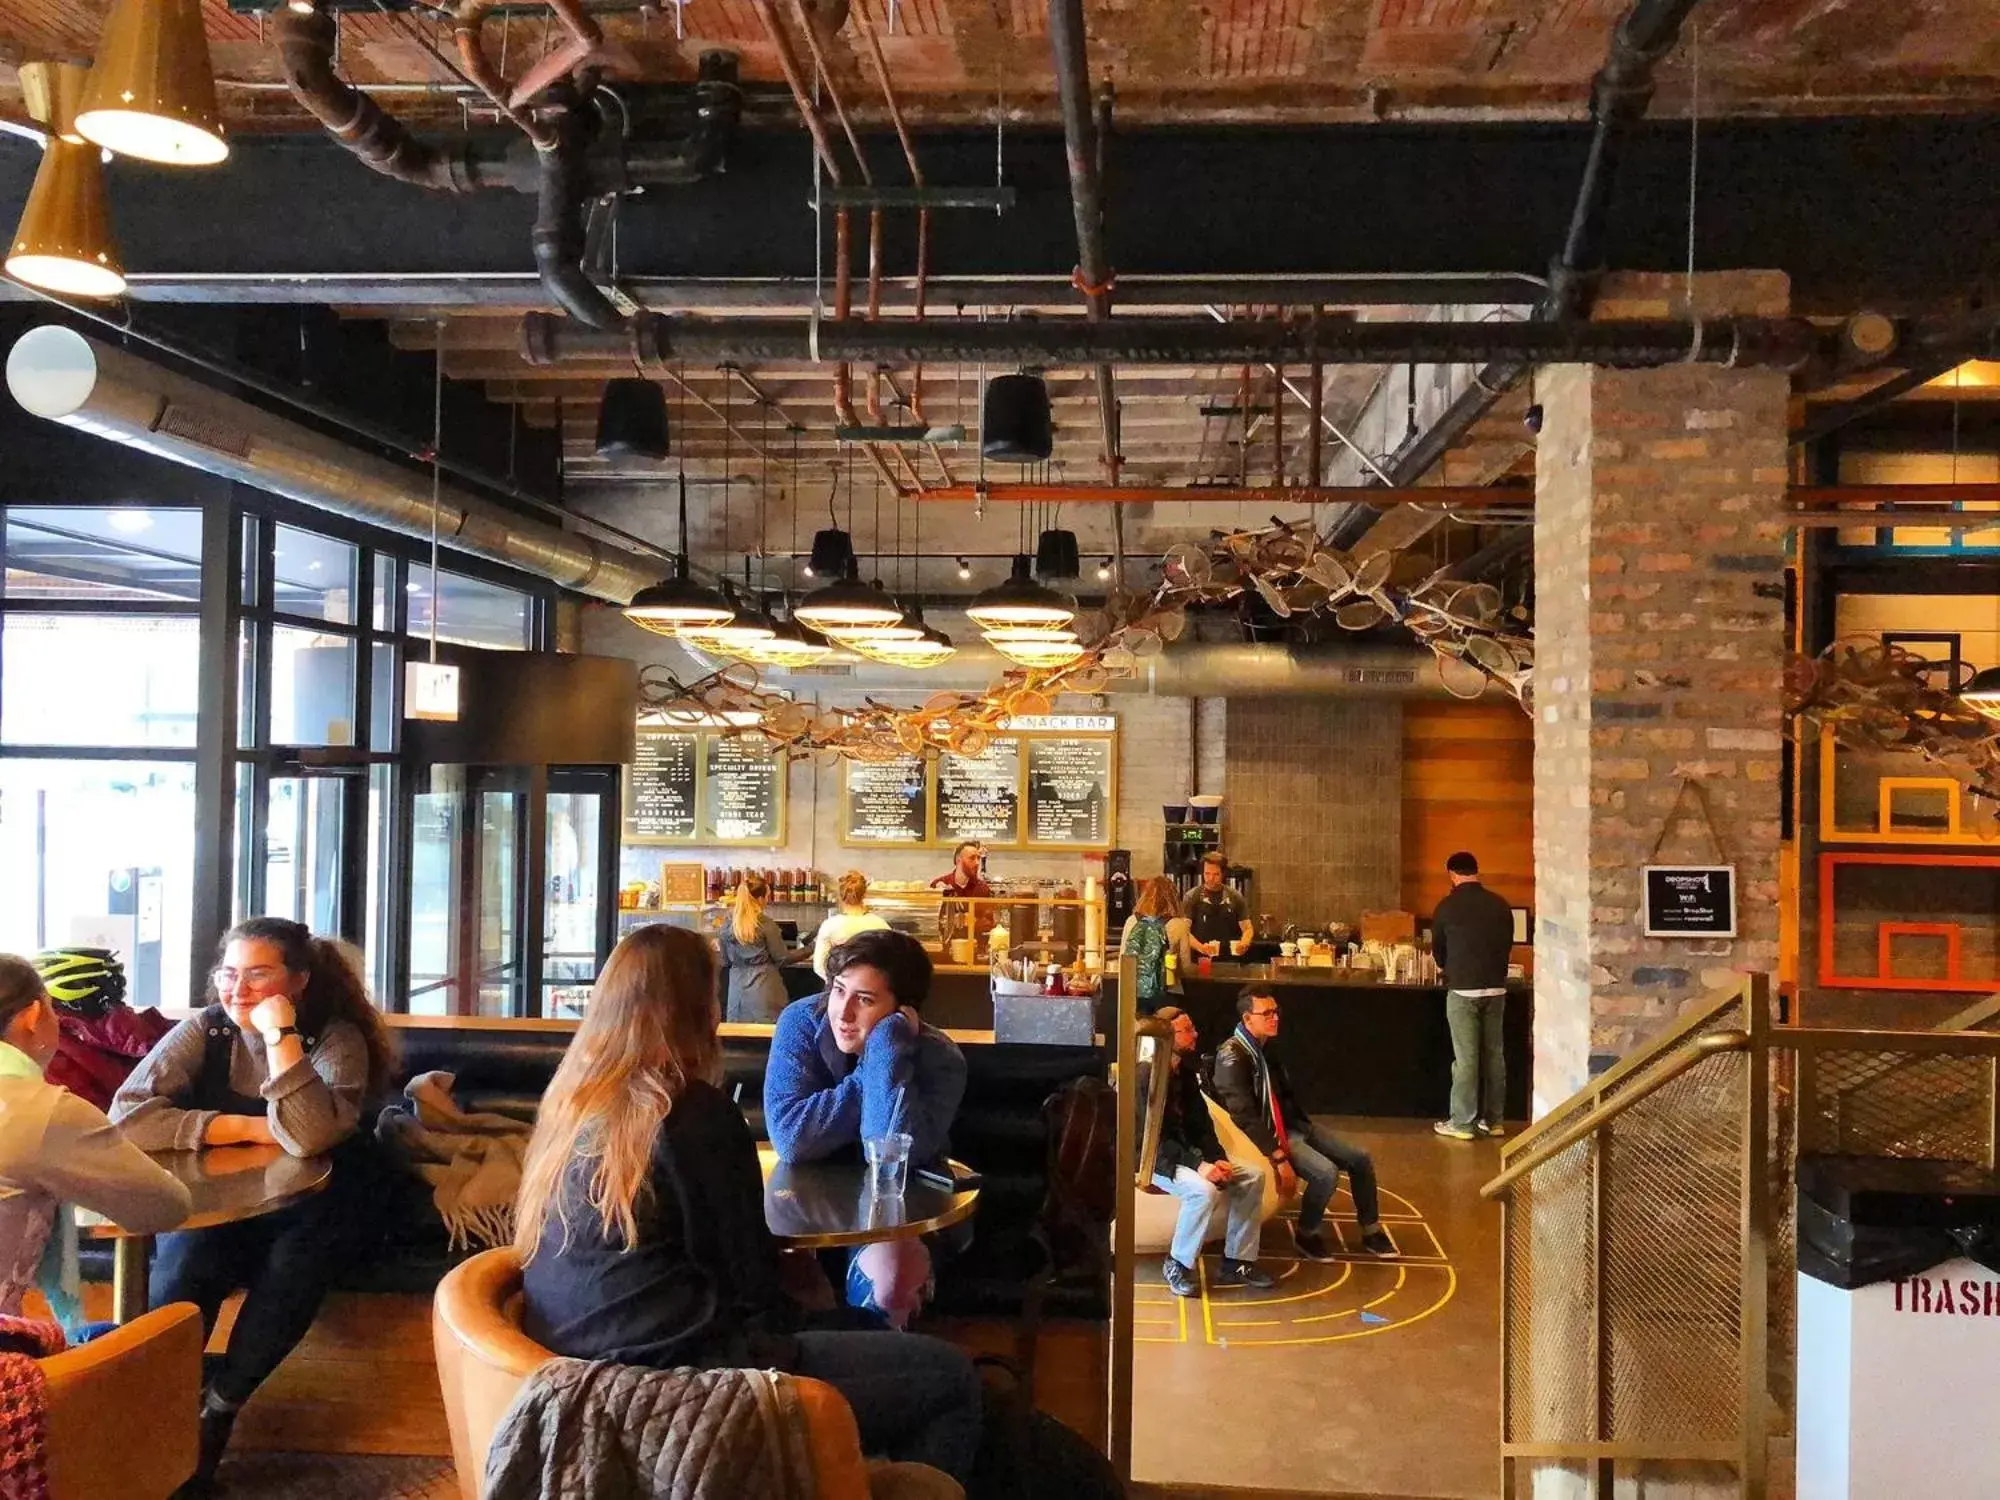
[1293,1227,1338,1261]
[1434,1120,1477,1141]
[1475,1119,1506,1139]
[1213,1258,1276,1290]
[1162,1256,1199,1298]
[1360,1227,1397,1258]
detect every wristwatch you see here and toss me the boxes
[260,1024,302,1046]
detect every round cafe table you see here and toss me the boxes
[760,1148,979,1250]
[78,1145,333,1324]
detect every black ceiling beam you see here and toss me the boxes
[1,115,1995,309]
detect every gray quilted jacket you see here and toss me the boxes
[484,1359,817,1500]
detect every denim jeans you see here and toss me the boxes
[1287,1122,1380,1231]
[791,1328,984,1482]
[149,1148,383,1408]
[1153,1162,1264,1266]
[1446,990,1507,1130]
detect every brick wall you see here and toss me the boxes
[1532,272,1791,1112]
[1225,698,1404,928]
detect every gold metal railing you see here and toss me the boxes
[1485,977,2000,1500]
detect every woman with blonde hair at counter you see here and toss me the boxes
[719,876,806,1024]
[810,870,889,979]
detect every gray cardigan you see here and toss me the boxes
[110,1015,369,1158]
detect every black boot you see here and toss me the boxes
[173,1391,239,1498]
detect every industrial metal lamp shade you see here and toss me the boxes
[747,599,836,665]
[795,561,904,632]
[828,585,924,643]
[1963,666,2000,720]
[622,473,731,635]
[867,611,957,664]
[967,553,1077,629]
[75,0,229,166]
[1034,527,1081,581]
[981,373,1053,463]
[594,378,670,461]
[704,583,778,649]
[807,527,856,578]
[6,137,125,298]
[7,62,125,298]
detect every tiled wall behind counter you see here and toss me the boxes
[1224,698,1404,927]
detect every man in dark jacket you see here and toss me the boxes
[1430,850,1517,1141]
[1149,1008,1271,1296]
[1212,987,1394,1260]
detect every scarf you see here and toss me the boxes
[0,1314,62,1500]
[1230,1024,1289,1152]
[0,1049,80,1339]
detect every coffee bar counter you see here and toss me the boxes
[1169,964,1533,1121]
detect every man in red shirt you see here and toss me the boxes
[931,842,993,943]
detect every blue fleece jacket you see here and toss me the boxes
[763,995,968,1165]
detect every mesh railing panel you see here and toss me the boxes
[1600,1050,1748,1445]
[1504,1136,1595,1445]
[1796,1049,1996,1163]
[1768,1052,1798,1438]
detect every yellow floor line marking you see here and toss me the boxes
[1212,1261,1353,1307]
[1198,1253,1215,1345]
[1213,1319,1282,1327]
[1363,1266,1409,1310]
[1219,1264,1459,1347]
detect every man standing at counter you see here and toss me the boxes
[1431,851,1515,1142]
[1214,987,1395,1260]
[1184,851,1252,959]
[931,841,994,944]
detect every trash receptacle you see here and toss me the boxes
[1796,1155,2000,1500]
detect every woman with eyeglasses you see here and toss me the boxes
[111,917,397,1495]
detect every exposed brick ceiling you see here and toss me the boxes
[2,0,1998,132]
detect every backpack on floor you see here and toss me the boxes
[966,1355,1123,1500]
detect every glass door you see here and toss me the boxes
[405,765,530,1017]
[541,766,620,1018]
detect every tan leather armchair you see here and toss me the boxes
[41,1303,201,1500]
[433,1248,960,1500]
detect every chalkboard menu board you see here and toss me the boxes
[626,727,699,843]
[842,755,930,844]
[937,739,1022,846]
[704,736,784,844]
[1025,736,1114,848]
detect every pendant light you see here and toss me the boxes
[1033,526,1081,582]
[75,0,229,167]
[995,637,1084,668]
[981,372,1053,463]
[706,582,778,651]
[967,553,1077,630]
[866,600,956,665]
[623,473,731,636]
[828,581,924,645]
[1962,666,2000,720]
[748,595,836,667]
[796,558,904,632]
[595,377,670,461]
[6,64,125,298]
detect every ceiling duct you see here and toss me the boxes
[760,639,1496,701]
[5,323,660,603]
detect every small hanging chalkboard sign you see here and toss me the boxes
[1641,865,1738,938]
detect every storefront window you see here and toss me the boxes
[1,615,201,748]
[406,568,533,650]
[0,758,198,1011]
[4,507,202,604]
[271,525,358,625]
[269,626,357,747]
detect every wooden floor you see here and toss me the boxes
[70,1280,1109,1475]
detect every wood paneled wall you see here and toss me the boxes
[1402,702,1534,918]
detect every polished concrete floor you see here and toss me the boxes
[1130,1119,1506,1499]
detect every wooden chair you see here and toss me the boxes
[432,1247,960,1500]
[41,1303,202,1500]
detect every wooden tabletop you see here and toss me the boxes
[759,1148,979,1250]
[77,1145,333,1239]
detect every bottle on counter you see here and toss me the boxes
[1042,961,1065,996]
[1164,949,1179,990]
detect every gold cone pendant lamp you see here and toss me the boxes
[7,64,125,297]
[76,0,229,167]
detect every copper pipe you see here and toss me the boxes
[506,0,606,109]
[449,5,554,147]
[750,0,843,180]
[789,0,872,187]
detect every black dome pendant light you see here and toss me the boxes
[981,371,1053,463]
[595,377,670,462]
[622,472,732,636]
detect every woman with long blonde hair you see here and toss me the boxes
[810,870,888,979]
[516,925,983,1481]
[718,876,803,1024]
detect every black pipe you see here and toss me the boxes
[523,309,1821,369]
[1350,0,1706,511]
[274,9,484,193]
[1048,0,1121,480]
[532,99,625,332]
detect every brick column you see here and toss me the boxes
[1531,272,1791,1113]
